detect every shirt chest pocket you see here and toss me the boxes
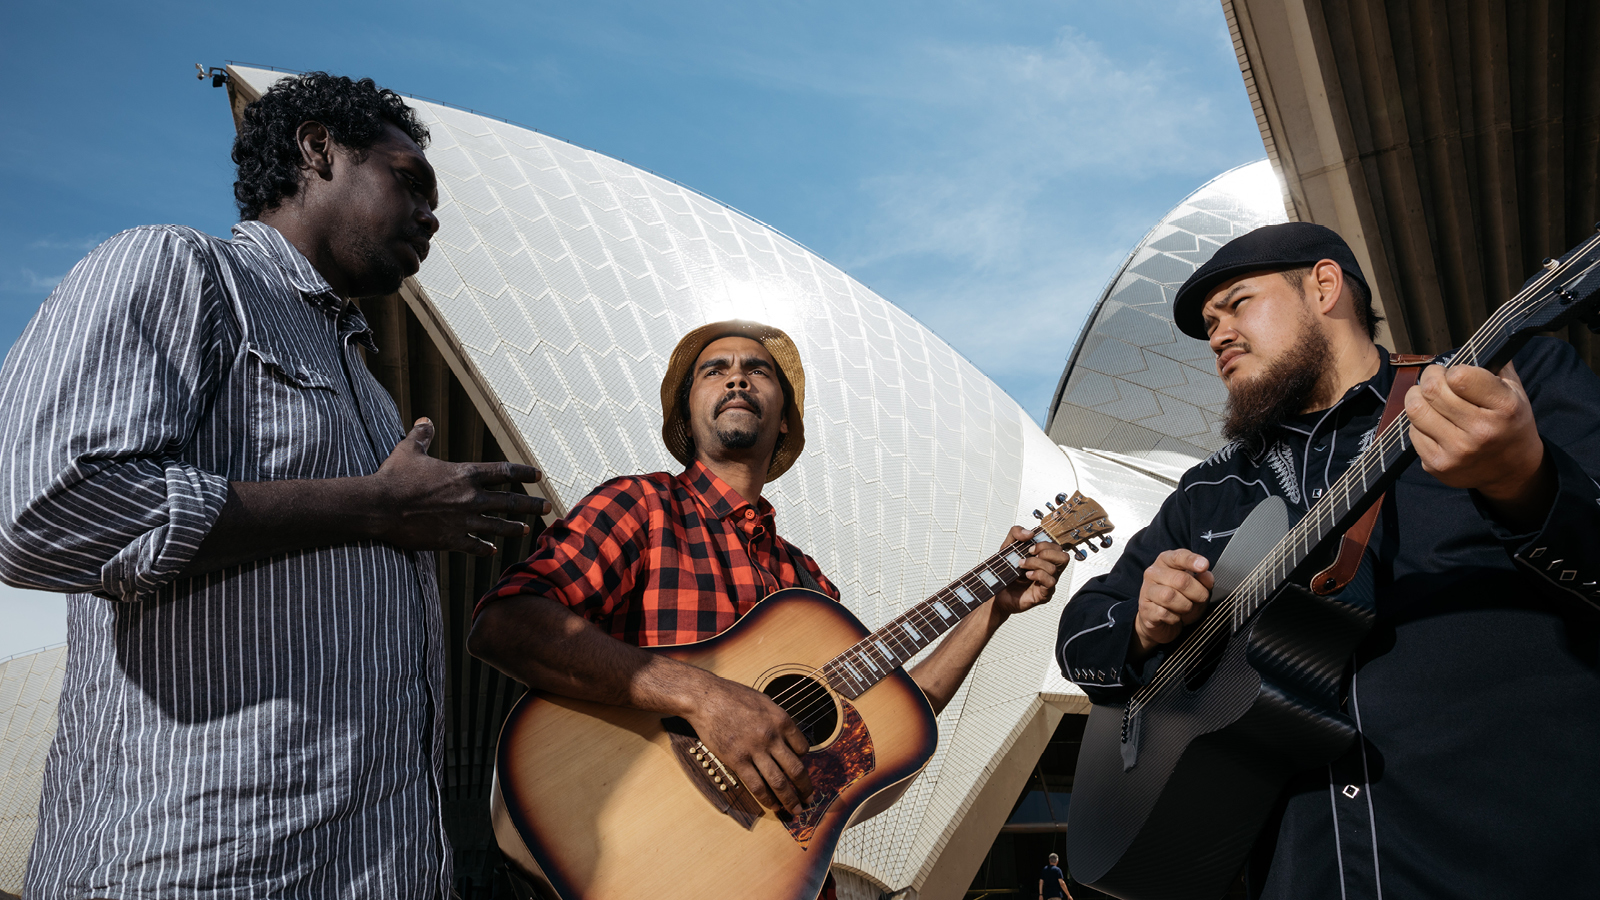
[242,340,356,479]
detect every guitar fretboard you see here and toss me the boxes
[822,532,1057,700]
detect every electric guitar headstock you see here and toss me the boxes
[1034,491,1115,561]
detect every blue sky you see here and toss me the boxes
[0,0,1265,656]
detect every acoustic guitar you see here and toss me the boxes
[1066,229,1600,900]
[491,492,1114,900]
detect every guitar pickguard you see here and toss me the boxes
[663,699,876,844]
[783,700,875,845]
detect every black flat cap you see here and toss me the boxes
[1172,222,1370,340]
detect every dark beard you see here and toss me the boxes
[713,390,763,449]
[1221,327,1334,445]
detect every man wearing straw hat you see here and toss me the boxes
[471,319,1066,843]
[1057,222,1600,898]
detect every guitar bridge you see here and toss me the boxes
[663,718,765,830]
[1120,707,1141,771]
[660,700,878,845]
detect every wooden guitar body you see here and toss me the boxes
[491,588,939,900]
[1068,497,1375,900]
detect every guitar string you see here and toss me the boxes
[765,536,1046,733]
[1126,240,1600,717]
[755,542,1032,737]
[754,537,1037,727]
[768,510,1108,734]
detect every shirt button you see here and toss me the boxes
[744,509,755,519]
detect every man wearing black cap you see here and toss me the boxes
[1058,222,1600,898]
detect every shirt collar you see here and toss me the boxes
[232,220,379,352]
[679,459,775,522]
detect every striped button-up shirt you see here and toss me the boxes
[0,221,450,898]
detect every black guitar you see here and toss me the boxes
[1066,229,1600,900]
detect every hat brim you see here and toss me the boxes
[659,320,806,482]
[1172,259,1370,341]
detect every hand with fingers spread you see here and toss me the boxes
[1405,360,1555,531]
[1133,549,1215,658]
[370,418,553,555]
[683,675,815,816]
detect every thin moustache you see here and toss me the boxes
[715,391,763,417]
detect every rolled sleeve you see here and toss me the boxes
[0,226,234,600]
[475,476,650,627]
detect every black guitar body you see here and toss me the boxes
[1068,497,1376,900]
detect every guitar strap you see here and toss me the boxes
[1311,353,1434,595]
[793,558,825,593]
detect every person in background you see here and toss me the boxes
[1041,852,1073,900]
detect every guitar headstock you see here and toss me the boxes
[1459,228,1600,371]
[1034,491,1115,561]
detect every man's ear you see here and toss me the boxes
[778,411,790,436]
[295,121,337,182]
[1311,259,1344,316]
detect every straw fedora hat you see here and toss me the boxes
[659,320,806,482]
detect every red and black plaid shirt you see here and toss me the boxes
[478,460,840,645]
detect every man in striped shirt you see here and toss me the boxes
[471,321,1069,842]
[0,73,546,898]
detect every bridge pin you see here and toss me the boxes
[719,784,728,792]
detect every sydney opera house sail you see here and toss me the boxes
[1046,161,1288,470]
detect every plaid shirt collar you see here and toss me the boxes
[678,459,776,526]
[232,220,380,352]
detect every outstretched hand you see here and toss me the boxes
[370,418,552,555]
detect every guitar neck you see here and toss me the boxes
[822,532,1056,700]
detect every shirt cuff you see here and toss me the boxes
[1473,441,1600,608]
[99,463,231,601]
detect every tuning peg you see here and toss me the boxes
[1033,509,1044,520]
[1074,547,1088,561]
[1055,492,1068,505]
[1046,501,1056,512]
[1100,535,1113,548]
[1543,257,1559,271]
[1087,542,1100,552]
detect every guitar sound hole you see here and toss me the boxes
[763,673,839,748]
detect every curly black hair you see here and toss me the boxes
[232,72,430,221]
